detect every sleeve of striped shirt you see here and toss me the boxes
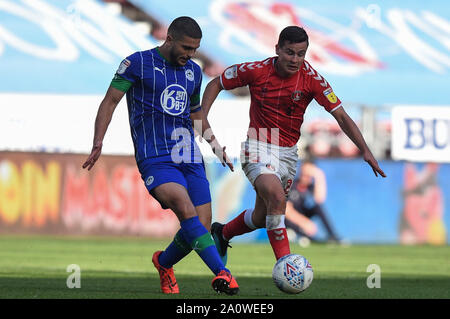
[311,74,342,113]
[113,53,139,87]
[110,74,133,92]
[190,70,202,113]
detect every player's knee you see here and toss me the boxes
[266,191,286,213]
[167,197,196,220]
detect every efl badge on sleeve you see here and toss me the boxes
[117,59,131,75]
[323,88,337,104]
[224,65,238,79]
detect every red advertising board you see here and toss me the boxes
[0,152,179,237]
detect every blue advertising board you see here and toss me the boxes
[206,158,450,244]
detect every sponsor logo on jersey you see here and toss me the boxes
[291,90,302,101]
[117,58,130,75]
[185,69,194,81]
[146,176,154,186]
[160,84,188,116]
[323,88,338,104]
[224,65,238,79]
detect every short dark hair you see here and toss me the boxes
[168,16,202,40]
[278,26,308,47]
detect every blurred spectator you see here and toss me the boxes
[285,155,342,246]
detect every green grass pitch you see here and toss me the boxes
[0,235,449,299]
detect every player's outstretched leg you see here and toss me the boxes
[211,209,258,266]
[181,216,239,295]
[152,250,180,294]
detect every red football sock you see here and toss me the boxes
[222,210,254,240]
[267,228,291,260]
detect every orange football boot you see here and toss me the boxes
[152,251,179,294]
[211,270,239,295]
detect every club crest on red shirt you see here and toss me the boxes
[291,90,302,101]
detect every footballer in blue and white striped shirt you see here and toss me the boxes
[83,17,239,295]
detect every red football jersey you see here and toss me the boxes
[220,57,342,147]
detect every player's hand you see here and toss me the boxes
[363,151,386,178]
[82,141,103,171]
[212,145,234,172]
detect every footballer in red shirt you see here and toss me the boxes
[203,26,386,264]
[220,55,341,147]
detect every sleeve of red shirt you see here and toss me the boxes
[311,73,342,113]
[220,62,257,90]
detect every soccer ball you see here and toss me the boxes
[272,254,313,294]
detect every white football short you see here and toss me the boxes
[240,138,298,195]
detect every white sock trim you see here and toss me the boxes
[266,214,285,230]
[243,208,257,230]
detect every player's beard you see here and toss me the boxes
[170,50,189,67]
[178,56,189,66]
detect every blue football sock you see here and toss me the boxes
[158,229,192,269]
[180,216,228,275]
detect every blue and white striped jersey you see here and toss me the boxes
[114,48,203,164]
